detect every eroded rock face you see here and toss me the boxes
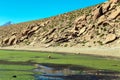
[0,0,119,47]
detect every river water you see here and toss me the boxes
[33,64,120,80]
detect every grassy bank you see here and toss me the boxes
[0,50,120,71]
[0,50,120,80]
[0,64,34,80]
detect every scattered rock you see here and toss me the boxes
[55,38,69,43]
[8,35,17,45]
[45,38,53,44]
[46,28,56,36]
[108,6,120,20]
[74,15,86,24]
[79,27,87,35]
[102,2,111,13]
[22,29,30,36]
[0,0,119,47]
[97,15,107,25]
[12,32,17,36]
[110,0,120,3]
[2,38,9,45]
[20,36,28,41]
[93,7,103,20]
[31,26,40,31]
[104,34,117,44]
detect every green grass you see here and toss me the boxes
[0,64,33,70]
[0,50,120,71]
[0,64,34,80]
[0,50,120,80]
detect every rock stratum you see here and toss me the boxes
[0,0,120,48]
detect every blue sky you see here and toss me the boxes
[0,0,106,25]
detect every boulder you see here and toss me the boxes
[93,7,103,20]
[40,23,45,27]
[55,38,69,43]
[97,15,107,25]
[110,0,120,3]
[12,32,17,36]
[74,15,86,24]
[2,38,9,45]
[40,21,50,27]
[31,26,40,31]
[27,30,35,37]
[75,21,87,29]
[102,2,111,13]
[20,36,28,41]
[22,29,30,36]
[108,6,120,20]
[79,27,86,35]
[104,34,116,44]
[45,38,53,44]
[8,35,17,45]
[45,28,56,36]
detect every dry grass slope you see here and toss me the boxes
[0,0,120,48]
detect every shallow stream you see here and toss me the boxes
[33,64,120,80]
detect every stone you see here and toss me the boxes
[102,2,111,13]
[55,38,69,43]
[108,6,120,20]
[93,7,103,20]
[45,38,53,43]
[74,15,86,24]
[27,30,35,37]
[109,2,117,10]
[40,21,50,27]
[3,38,9,44]
[22,29,30,36]
[97,15,107,25]
[104,34,116,44]
[110,0,120,3]
[45,28,56,36]
[79,27,86,35]
[88,24,95,30]
[20,36,28,41]
[8,35,17,45]
[12,32,17,36]
[31,26,40,31]
[40,23,45,27]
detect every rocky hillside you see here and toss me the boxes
[0,0,120,48]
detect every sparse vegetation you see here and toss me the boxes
[97,41,103,45]
[0,1,119,47]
